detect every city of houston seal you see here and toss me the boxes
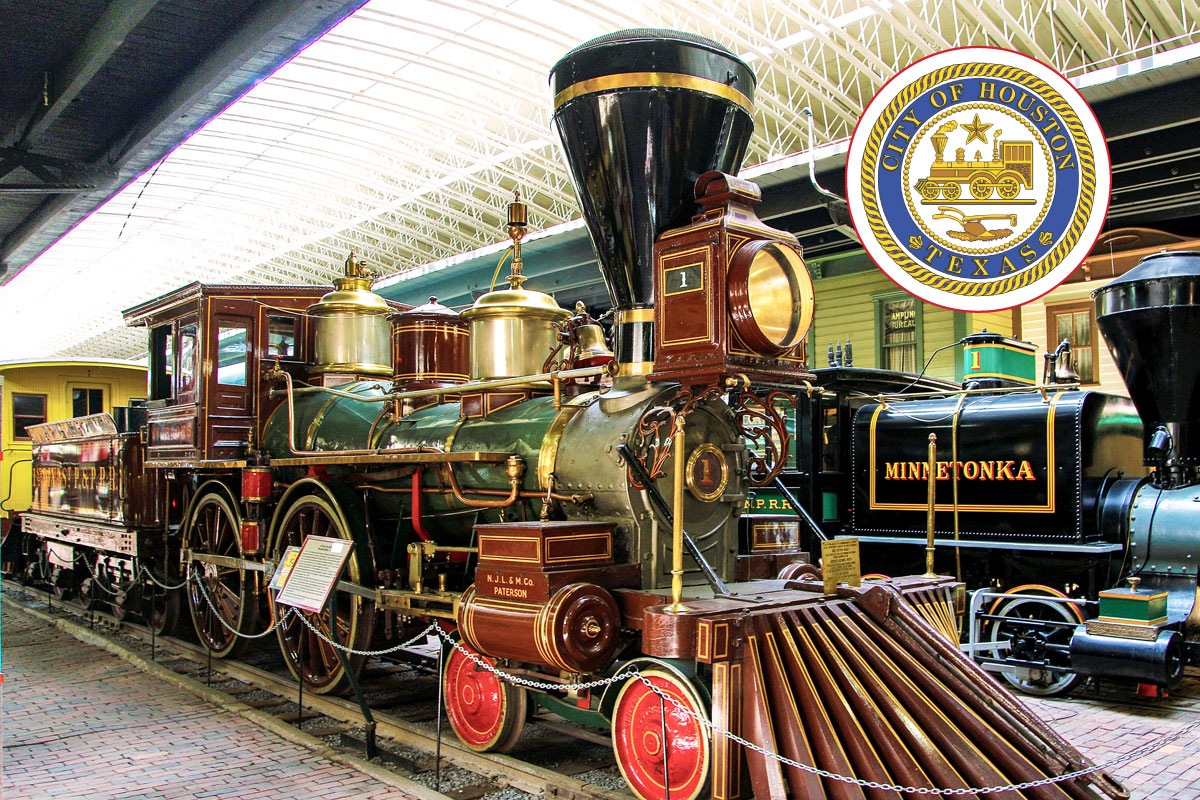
[847,48,1110,311]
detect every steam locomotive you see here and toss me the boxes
[5,29,1133,800]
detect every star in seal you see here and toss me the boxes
[962,113,992,145]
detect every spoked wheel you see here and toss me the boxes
[186,492,253,658]
[143,580,182,636]
[986,585,1084,697]
[942,181,961,200]
[970,175,993,199]
[48,564,77,600]
[78,574,101,610]
[112,580,135,623]
[997,175,1021,199]
[612,668,711,800]
[269,493,375,695]
[443,641,526,752]
[78,554,117,611]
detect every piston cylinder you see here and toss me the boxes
[457,582,620,673]
[1070,627,1184,687]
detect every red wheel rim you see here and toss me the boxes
[444,645,508,749]
[612,671,709,800]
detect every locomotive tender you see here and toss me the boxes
[7,29,1134,800]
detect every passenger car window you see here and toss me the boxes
[12,393,47,439]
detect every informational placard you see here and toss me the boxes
[267,545,302,592]
[821,537,862,595]
[274,536,354,613]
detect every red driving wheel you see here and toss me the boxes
[443,643,526,752]
[612,669,710,800]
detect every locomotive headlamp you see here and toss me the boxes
[649,171,815,386]
[728,240,813,354]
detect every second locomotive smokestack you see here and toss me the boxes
[549,30,756,375]
[1095,250,1200,477]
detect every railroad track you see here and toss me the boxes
[2,580,633,800]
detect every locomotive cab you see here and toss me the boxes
[123,282,332,463]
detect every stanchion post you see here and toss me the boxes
[923,432,939,577]
[664,415,690,614]
[298,623,305,728]
[328,589,376,758]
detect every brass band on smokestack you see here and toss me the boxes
[549,30,756,376]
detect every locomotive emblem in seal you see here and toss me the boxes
[847,48,1110,311]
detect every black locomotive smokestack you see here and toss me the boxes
[550,30,756,372]
[1094,251,1200,469]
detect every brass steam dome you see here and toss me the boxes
[461,190,570,381]
[308,253,393,377]
[462,277,571,322]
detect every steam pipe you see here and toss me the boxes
[363,484,593,505]
[264,365,441,458]
[269,366,606,403]
[411,470,432,542]
[441,455,525,509]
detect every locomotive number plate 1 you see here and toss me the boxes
[847,47,1110,311]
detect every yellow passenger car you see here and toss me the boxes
[0,359,147,539]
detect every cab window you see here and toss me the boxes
[267,316,297,359]
[216,324,248,386]
[150,324,174,400]
[177,324,197,394]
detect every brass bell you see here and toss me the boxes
[1054,357,1081,384]
[572,322,614,368]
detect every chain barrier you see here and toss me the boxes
[190,570,295,639]
[76,553,122,595]
[430,624,633,692]
[429,624,1197,795]
[293,611,440,657]
[140,564,191,591]
[45,549,1195,792]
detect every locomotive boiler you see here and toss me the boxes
[6,28,1131,800]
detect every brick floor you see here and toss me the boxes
[3,603,1199,798]
[0,607,426,800]
[1019,679,1200,798]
